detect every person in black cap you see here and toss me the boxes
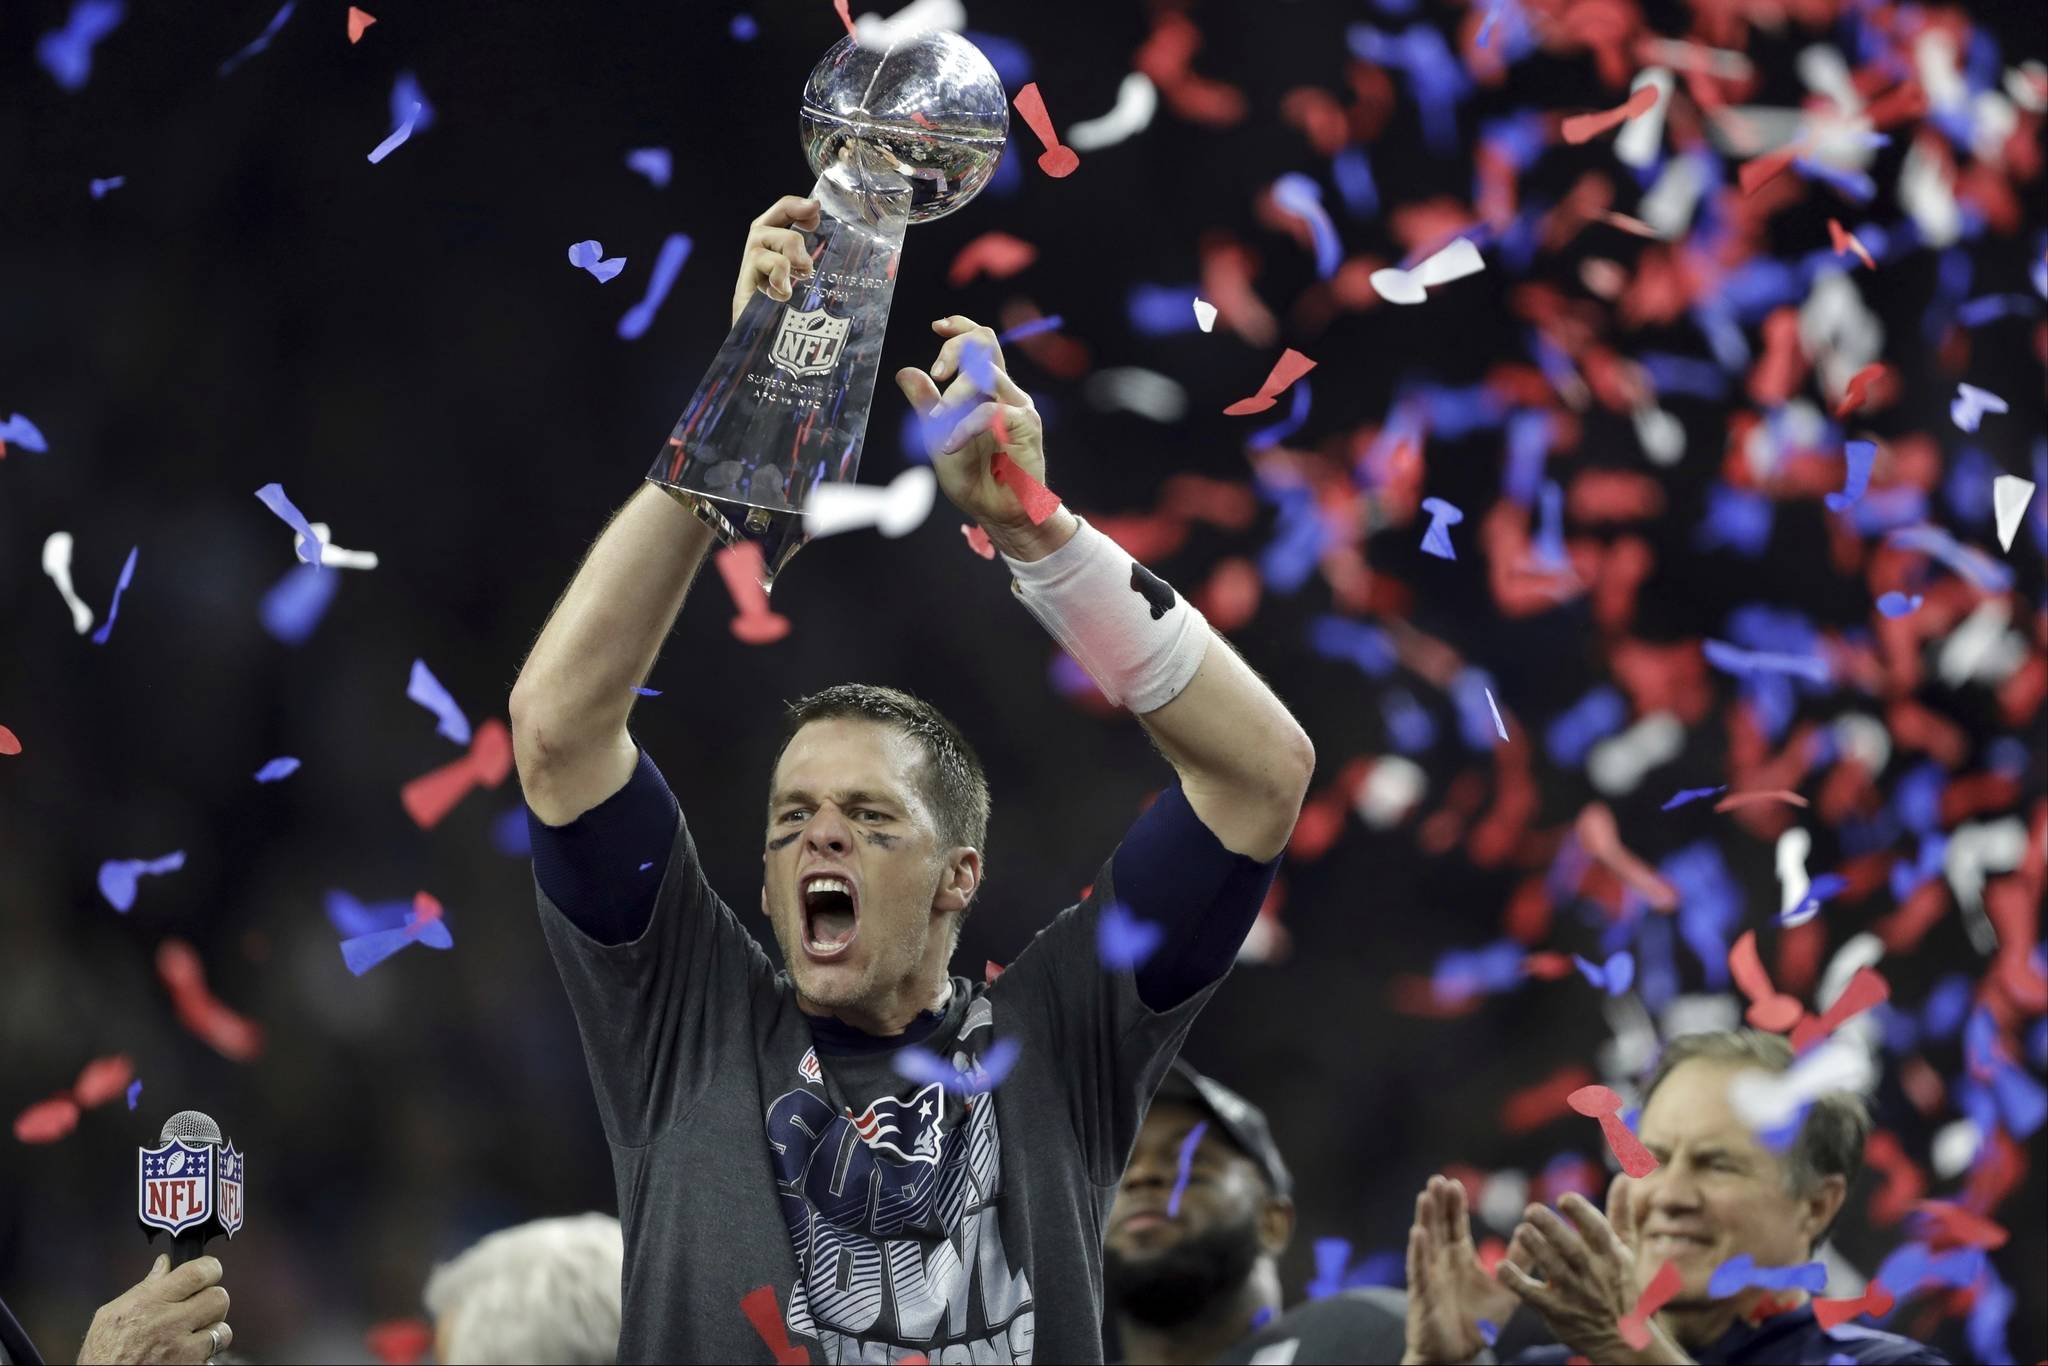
[1106,1059,1408,1365]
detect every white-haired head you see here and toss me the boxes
[424,1212,623,1365]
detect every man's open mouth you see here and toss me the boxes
[801,873,860,960]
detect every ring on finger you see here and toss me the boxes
[207,1325,222,1357]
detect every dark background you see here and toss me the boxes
[2,0,2042,1361]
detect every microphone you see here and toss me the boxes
[138,1110,246,1266]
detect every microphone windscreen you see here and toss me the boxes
[159,1110,223,1145]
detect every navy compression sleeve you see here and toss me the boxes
[1114,782,1282,1011]
[527,746,681,946]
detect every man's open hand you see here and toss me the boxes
[894,316,1047,532]
[731,195,820,328]
[78,1253,233,1365]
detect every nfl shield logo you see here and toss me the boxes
[138,1139,215,1236]
[217,1142,245,1237]
[769,305,850,378]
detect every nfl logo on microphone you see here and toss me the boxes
[218,1142,245,1236]
[139,1139,215,1236]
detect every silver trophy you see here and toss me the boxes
[649,30,1009,589]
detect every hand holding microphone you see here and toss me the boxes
[77,1254,232,1365]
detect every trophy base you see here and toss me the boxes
[658,483,807,592]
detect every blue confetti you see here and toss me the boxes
[1791,158,1874,202]
[491,806,532,858]
[341,908,454,976]
[1258,487,1327,593]
[36,0,125,91]
[1331,145,1379,218]
[1382,688,1436,753]
[1128,283,1203,337]
[1532,479,1568,568]
[960,31,1032,88]
[1247,381,1312,451]
[1167,1119,1208,1216]
[1956,294,2039,326]
[626,147,672,187]
[218,0,295,77]
[1779,872,1847,927]
[325,890,414,937]
[1452,669,1503,751]
[260,561,339,643]
[1272,174,1342,279]
[254,756,301,783]
[1477,1319,1499,1346]
[1432,939,1526,1002]
[1547,687,1627,767]
[1573,950,1635,995]
[407,659,473,746]
[633,686,662,697]
[391,71,436,132]
[1702,639,1830,685]
[1875,591,1923,618]
[568,239,627,283]
[369,101,423,165]
[1662,785,1727,811]
[1708,1253,1828,1298]
[1885,524,2013,591]
[0,413,49,452]
[998,315,1063,344]
[891,1036,1023,1097]
[1309,617,1396,678]
[98,851,186,913]
[1098,901,1164,970]
[1483,687,1508,742]
[729,13,757,40]
[618,232,693,341]
[89,546,139,646]
[1419,496,1464,560]
[125,1079,142,1111]
[1824,441,1876,511]
[253,482,325,571]
[89,176,125,199]
[1249,1306,1275,1333]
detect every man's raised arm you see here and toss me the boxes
[510,193,824,826]
[897,316,1315,864]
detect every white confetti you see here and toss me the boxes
[1193,298,1219,332]
[1614,68,1674,167]
[802,466,938,541]
[852,0,966,50]
[41,531,95,635]
[1369,238,1484,305]
[1066,72,1157,152]
[1992,474,2035,552]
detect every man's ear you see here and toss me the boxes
[932,847,982,913]
[1258,1193,1296,1257]
[760,885,769,920]
[1801,1174,1847,1249]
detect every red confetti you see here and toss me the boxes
[72,1054,135,1109]
[1827,218,1876,270]
[738,1285,810,1365]
[1568,1083,1661,1177]
[990,450,1063,526]
[402,718,514,830]
[1729,931,1806,1033]
[1573,803,1678,910]
[983,959,1006,983]
[13,1096,80,1145]
[1194,557,1261,631]
[1813,1281,1895,1331]
[1863,1130,1926,1226]
[346,6,376,43]
[1712,789,1809,812]
[832,0,855,40]
[946,232,1037,287]
[1012,84,1079,178]
[1501,1064,1597,1133]
[365,1319,433,1366]
[1738,143,1803,195]
[1789,966,1889,1052]
[1560,85,1661,144]
[156,939,265,1062]
[1911,1200,2010,1251]
[960,523,996,560]
[1223,348,1318,415]
[0,724,20,755]
[1833,362,1894,418]
[1620,1259,1683,1349]
[712,544,792,646]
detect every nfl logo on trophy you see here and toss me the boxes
[770,306,851,379]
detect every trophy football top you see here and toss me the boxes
[800,30,1010,224]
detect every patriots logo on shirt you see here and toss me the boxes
[848,1081,944,1164]
[797,1047,822,1086]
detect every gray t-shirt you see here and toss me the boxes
[537,806,1221,1363]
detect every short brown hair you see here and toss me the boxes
[1641,1029,1872,1249]
[773,684,990,941]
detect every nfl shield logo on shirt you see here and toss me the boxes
[138,1138,215,1236]
[217,1142,245,1236]
[768,305,849,378]
[797,1047,822,1086]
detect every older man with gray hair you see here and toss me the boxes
[424,1213,623,1365]
[1403,1028,1947,1365]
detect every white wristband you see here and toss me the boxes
[1001,516,1211,714]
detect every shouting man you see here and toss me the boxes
[509,193,1315,1362]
